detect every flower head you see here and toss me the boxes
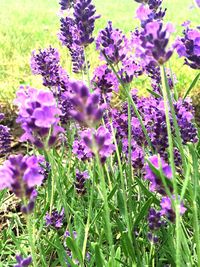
[14,255,32,267]
[14,86,64,148]
[160,196,186,222]
[145,155,172,194]
[75,169,89,195]
[96,21,128,65]
[0,125,11,155]
[67,81,105,127]
[0,154,44,213]
[30,46,68,88]
[174,26,200,69]
[73,0,100,47]
[45,208,65,229]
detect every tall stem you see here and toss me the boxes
[161,66,181,267]
[26,214,37,267]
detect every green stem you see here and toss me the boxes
[83,47,91,90]
[26,214,37,267]
[161,66,181,267]
[95,151,114,261]
[82,164,95,262]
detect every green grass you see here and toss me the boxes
[0,0,199,101]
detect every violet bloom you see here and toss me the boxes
[132,21,174,66]
[0,125,11,155]
[195,0,200,7]
[174,98,198,144]
[73,0,100,47]
[81,126,115,163]
[147,207,165,243]
[67,81,105,127]
[174,26,200,69]
[140,21,174,65]
[145,155,172,194]
[75,169,89,195]
[14,86,64,148]
[30,46,68,88]
[45,208,64,229]
[59,0,76,10]
[91,65,119,103]
[59,17,86,73]
[14,255,32,267]
[96,21,128,65]
[160,196,186,222]
[72,138,93,161]
[0,154,44,213]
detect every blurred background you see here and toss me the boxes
[0,0,199,101]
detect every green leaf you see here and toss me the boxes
[133,197,153,228]
[147,88,162,98]
[117,189,125,216]
[65,237,83,264]
[183,73,200,100]
[94,243,105,267]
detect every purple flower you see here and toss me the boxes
[195,0,200,7]
[67,81,105,127]
[145,155,172,194]
[72,139,93,161]
[0,125,11,155]
[30,46,68,88]
[80,126,115,163]
[174,26,200,69]
[96,21,128,65]
[75,169,89,195]
[0,154,44,213]
[73,0,100,47]
[140,21,174,65]
[148,208,164,230]
[174,98,198,144]
[91,65,119,103]
[160,196,186,222]
[59,17,87,73]
[45,208,64,229]
[14,86,64,148]
[14,255,32,267]
[59,0,76,10]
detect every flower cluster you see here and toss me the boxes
[59,0,76,10]
[14,255,32,267]
[139,21,174,65]
[73,126,115,163]
[31,46,68,89]
[96,21,128,65]
[0,154,44,213]
[14,87,64,148]
[75,169,89,195]
[145,155,172,194]
[175,24,200,69]
[160,196,186,222]
[91,64,119,104]
[147,207,165,243]
[45,208,65,229]
[59,0,99,73]
[0,113,11,155]
[67,81,105,127]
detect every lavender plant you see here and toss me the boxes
[0,0,200,266]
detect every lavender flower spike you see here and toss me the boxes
[145,155,172,194]
[45,208,64,229]
[67,81,105,127]
[14,255,32,267]
[0,154,44,213]
[74,0,100,47]
[14,86,64,148]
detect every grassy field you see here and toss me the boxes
[0,0,199,101]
